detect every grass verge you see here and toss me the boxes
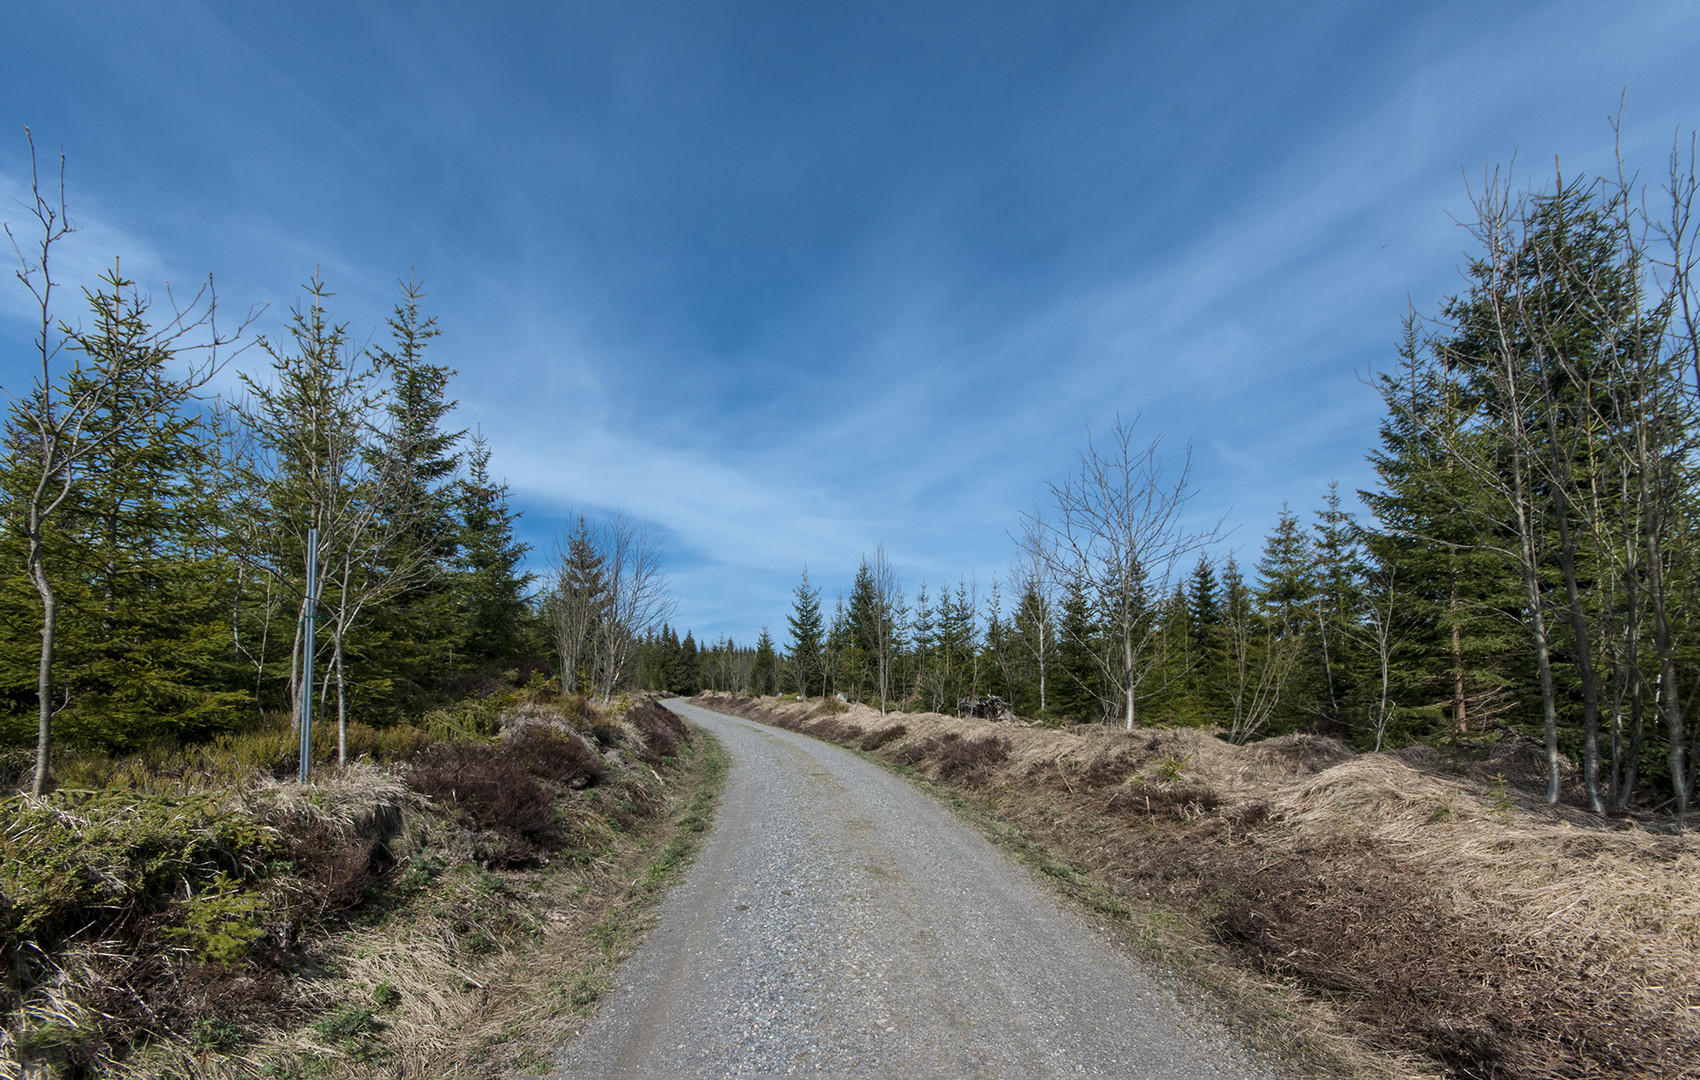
[2,696,726,1079]
[181,724,726,1080]
[697,692,1699,1080]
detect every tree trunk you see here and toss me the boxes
[1037,622,1047,712]
[1643,527,1689,829]
[1450,572,1467,735]
[1508,443,1563,805]
[1122,631,1136,731]
[1552,491,1604,812]
[30,544,56,797]
[335,638,348,766]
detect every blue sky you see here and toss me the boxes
[2,1,1697,644]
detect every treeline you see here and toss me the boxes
[768,144,1700,820]
[0,142,562,792]
[626,624,781,698]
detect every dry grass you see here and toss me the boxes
[127,735,723,1080]
[2,694,722,1080]
[697,692,1700,1080]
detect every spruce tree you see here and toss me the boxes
[454,434,533,672]
[825,594,850,700]
[784,567,824,697]
[910,582,934,709]
[846,561,879,703]
[1255,505,1317,730]
[0,269,244,749]
[1185,555,1225,720]
[1360,329,1518,744]
[1009,577,1053,717]
[1053,574,1101,722]
[551,515,606,694]
[751,626,778,697]
[1310,482,1365,733]
[678,631,701,695]
[368,277,464,696]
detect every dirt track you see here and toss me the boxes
[545,699,1270,1079]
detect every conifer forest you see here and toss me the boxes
[0,140,661,794]
[6,136,1700,828]
[747,150,1700,824]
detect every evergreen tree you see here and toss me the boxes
[1,269,244,750]
[1255,505,1317,731]
[550,515,607,695]
[1256,506,1314,632]
[1143,583,1197,725]
[1009,577,1054,717]
[454,434,533,671]
[909,581,934,708]
[1360,325,1519,743]
[1185,554,1226,719]
[784,566,824,697]
[846,561,879,703]
[1310,482,1366,733]
[1053,574,1101,721]
[982,576,1015,704]
[751,626,779,696]
[678,630,701,695]
[939,578,977,710]
[367,277,464,697]
[825,593,851,700]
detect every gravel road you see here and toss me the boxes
[547,699,1273,1080]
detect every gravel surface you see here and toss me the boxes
[546,699,1274,1080]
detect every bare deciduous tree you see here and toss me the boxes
[3,132,242,793]
[1034,416,1219,730]
[592,513,675,701]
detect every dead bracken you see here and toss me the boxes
[696,691,1700,1080]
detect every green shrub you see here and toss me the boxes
[0,790,278,950]
[164,873,268,962]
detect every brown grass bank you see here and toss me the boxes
[695,692,1700,1080]
[2,695,725,1079]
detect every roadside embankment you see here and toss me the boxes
[1,694,724,1079]
[695,692,1700,1080]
